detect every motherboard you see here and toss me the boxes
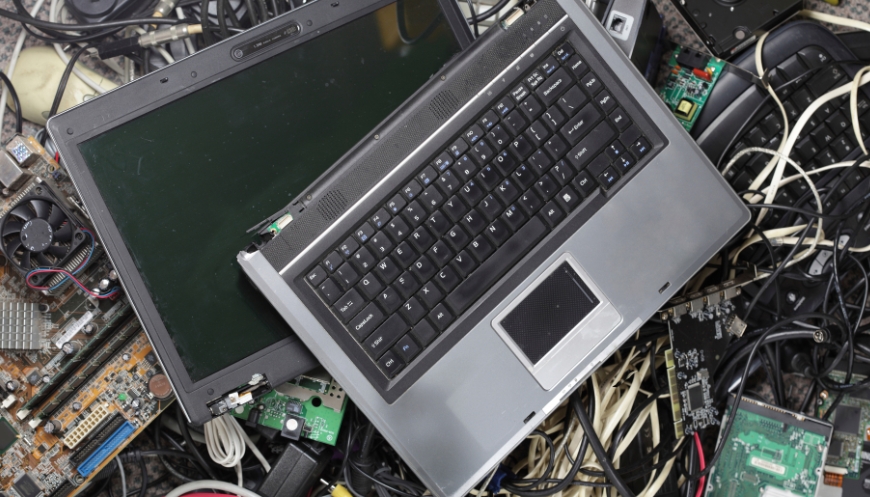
[818,371,870,489]
[0,136,169,497]
[657,46,726,132]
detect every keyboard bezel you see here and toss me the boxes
[289,24,669,403]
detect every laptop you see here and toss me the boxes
[238,0,749,494]
[45,0,473,425]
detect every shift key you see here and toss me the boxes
[566,121,615,170]
[363,314,409,359]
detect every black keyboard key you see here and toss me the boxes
[357,273,385,301]
[354,222,376,244]
[400,296,427,324]
[338,237,360,259]
[555,185,581,212]
[417,281,444,309]
[518,191,543,216]
[525,70,545,89]
[448,137,469,159]
[306,266,327,287]
[553,43,574,62]
[402,200,426,227]
[377,350,404,377]
[374,256,400,284]
[539,56,559,76]
[409,226,435,253]
[560,103,602,145]
[760,114,783,136]
[597,167,619,190]
[609,107,631,131]
[435,170,461,196]
[445,217,547,314]
[450,251,476,278]
[511,82,530,102]
[794,136,820,161]
[334,288,364,323]
[586,154,608,177]
[386,194,406,215]
[536,68,572,107]
[419,186,445,213]
[348,303,384,341]
[432,152,453,172]
[745,127,768,147]
[810,124,836,148]
[479,110,499,131]
[565,54,588,78]
[572,170,596,196]
[605,140,626,161]
[427,239,453,267]
[364,314,409,359]
[807,65,844,97]
[540,200,565,227]
[832,135,855,160]
[463,125,484,145]
[526,120,552,147]
[512,164,536,189]
[614,155,634,174]
[470,139,495,165]
[478,194,503,221]
[534,173,560,200]
[477,164,502,190]
[409,255,436,283]
[544,134,569,159]
[825,110,850,134]
[580,72,602,95]
[377,285,402,313]
[494,178,521,205]
[445,225,470,251]
[426,210,451,236]
[318,278,342,304]
[434,266,461,293]
[488,125,511,151]
[417,166,438,187]
[542,107,566,132]
[454,155,479,182]
[551,160,575,186]
[494,96,514,117]
[629,137,651,159]
[350,246,376,272]
[557,86,588,117]
[323,251,343,273]
[485,219,511,246]
[567,121,615,170]
[504,110,529,136]
[395,271,421,299]
[461,209,487,236]
[492,150,518,176]
[392,241,417,267]
[460,179,486,205]
[502,204,527,231]
[393,334,421,363]
[468,235,495,262]
[401,180,423,201]
[443,195,468,223]
[519,95,545,121]
[411,320,439,347]
[528,150,553,173]
[428,304,454,331]
[334,262,360,290]
[370,209,391,230]
[595,90,616,113]
[792,88,814,112]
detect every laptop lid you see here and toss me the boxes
[47,0,472,425]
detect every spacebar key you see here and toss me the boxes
[445,217,547,315]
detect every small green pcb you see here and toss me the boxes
[707,396,831,497]
[657,46,726,132]
[232,374,347,446]
[818,371,870,481]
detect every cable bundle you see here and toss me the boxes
[204,414,272,486]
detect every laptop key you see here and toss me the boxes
[580,72,602,95]
[409,226,435,253]
[468,235,495,262]
[386,194,406,215]
[419,186,444,213]
[306,266,327,287]
[370,209,390,230]
[553,43,574,62]
[556,186,581,212]
[460,180,485,205]
[416,281,444,309]
[445,225,471,251]
[350,246,376,272]
[368,232,394,258]
[385,216,410,243]
[428,304,455,332]
[377,350,404,377]
[598,167,619,190]
[539,56,559,77]
[410,255,437,282]
[401,180,423,201]
[395,271,421,299]
[502,204,527,231]
[427,239,453,267]
[479,110,499,130]
[488,125,511,151]
[629,137,651,158]
[565,55,588,78]
[536,68,571,107]
[323,251,342,272]
[450,251,476,278]
[417,166,438,187]
[560,103,602,146]
[334,262,360,290]
[492,150,518,176]
[400,297,427,324]
[477,165,501,190]
[444,216,547,315]
[364,314,409,359]
[393,335,421,363]
[494,95,514,117]
[447,137,468,159]
[464,125,484,145]
[557,86,588,117]
[518,191,543,216]
[402,201,426,228]
[461,209,487,236]
[453,155,479,182]
[479,194,503,221]
[334,288,364,323]
[374,257,400,284]
[485,219,511,246]
[411,320,439,347]
[535,174,560,200]
[512,164,536,190]
[566,121,616,170]
[348,302,384,341]
[392,241,417,268]
[435,170,461,195]
[318,278,342,305]
[377,285,402,313]
[431,152,453,172]
[426,210,451,236]
[338,237,359,258]
[540,201,565,228]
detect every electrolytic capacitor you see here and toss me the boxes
[61,342,80,355]
[44,419,61,434]
[5,380,19,391]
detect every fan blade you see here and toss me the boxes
[21,251,31,270]
[4,238,21,256]
[36,253,53,267]
[47,245,69,258]
[9,205,33,222]
[2,221,22,237]
[48,205,65,229]
[31,200,50,220]
[54,223,72,242]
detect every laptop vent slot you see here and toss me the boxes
[316,190,347,221]
[429,90,460,121]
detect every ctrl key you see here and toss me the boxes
[378,350,405,377]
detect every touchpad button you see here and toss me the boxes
[499,262,600,365]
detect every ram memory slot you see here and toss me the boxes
[19,304,133,417]
[34,321,140,420]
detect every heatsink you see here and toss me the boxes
[0,301,44,350]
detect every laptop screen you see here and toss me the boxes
[77,0,463,382]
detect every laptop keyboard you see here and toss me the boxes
[723,46,870,228]
[304,41,652,378]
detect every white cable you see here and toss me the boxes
[166,480,263,497]
[0,0,45,144]
[204,414,271,486]
[116,457,127,497]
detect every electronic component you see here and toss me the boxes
[76,421,135,476]
[657,46,726,131]
[63,403,111,448]
[5,136,41,168]
[232,373,348,446]
[818,370,870,488]
[0,302,46,350]
[12,474,42,497]
[258,441,331,497]
[708,396,831,497]
[0,417,20,454]
[147,373,173,400]
[669,0,803,60]
[0,153,30,191]
[664,297,744,437]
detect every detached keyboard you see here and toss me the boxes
[304,41,652,378]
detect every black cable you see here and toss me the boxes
[175,405,218,479]
[46,43,94,129]
[0,71,22,133]
[243,0,258,25]
[256,0,269,23]
[138,454,148,497]
[0,8,180,31]
[200,0,215,45]
[574,392,636,497]
[396,0,443,45]
[469,0,511,23]
[216,0,229,38]
[465,0,478,38]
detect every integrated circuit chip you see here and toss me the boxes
[0,417,19,454]
[687,383,705,412]
[12,474,42,497]
[833,405,862,434]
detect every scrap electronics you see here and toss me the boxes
[1,0,870,496]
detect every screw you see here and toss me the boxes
[233,49,244,59]
[820,390,829,401]
[786,292,797,303]
[374,134,380,140]
[440,75,446,81]
[813,329,828,343]
[66,128,74,135]
[191,71,197,78]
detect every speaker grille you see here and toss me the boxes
[316,190,347,220]
[429,90,461,121]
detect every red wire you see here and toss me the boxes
[694,432,707,497]
[25,269,118,299]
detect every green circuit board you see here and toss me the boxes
[658,46,726,132]
[231,374,347,446]
[818,371,870,480]
[707,397,831,497]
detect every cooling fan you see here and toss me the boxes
[0,184,89,287]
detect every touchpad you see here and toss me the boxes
[499,262,600,364]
